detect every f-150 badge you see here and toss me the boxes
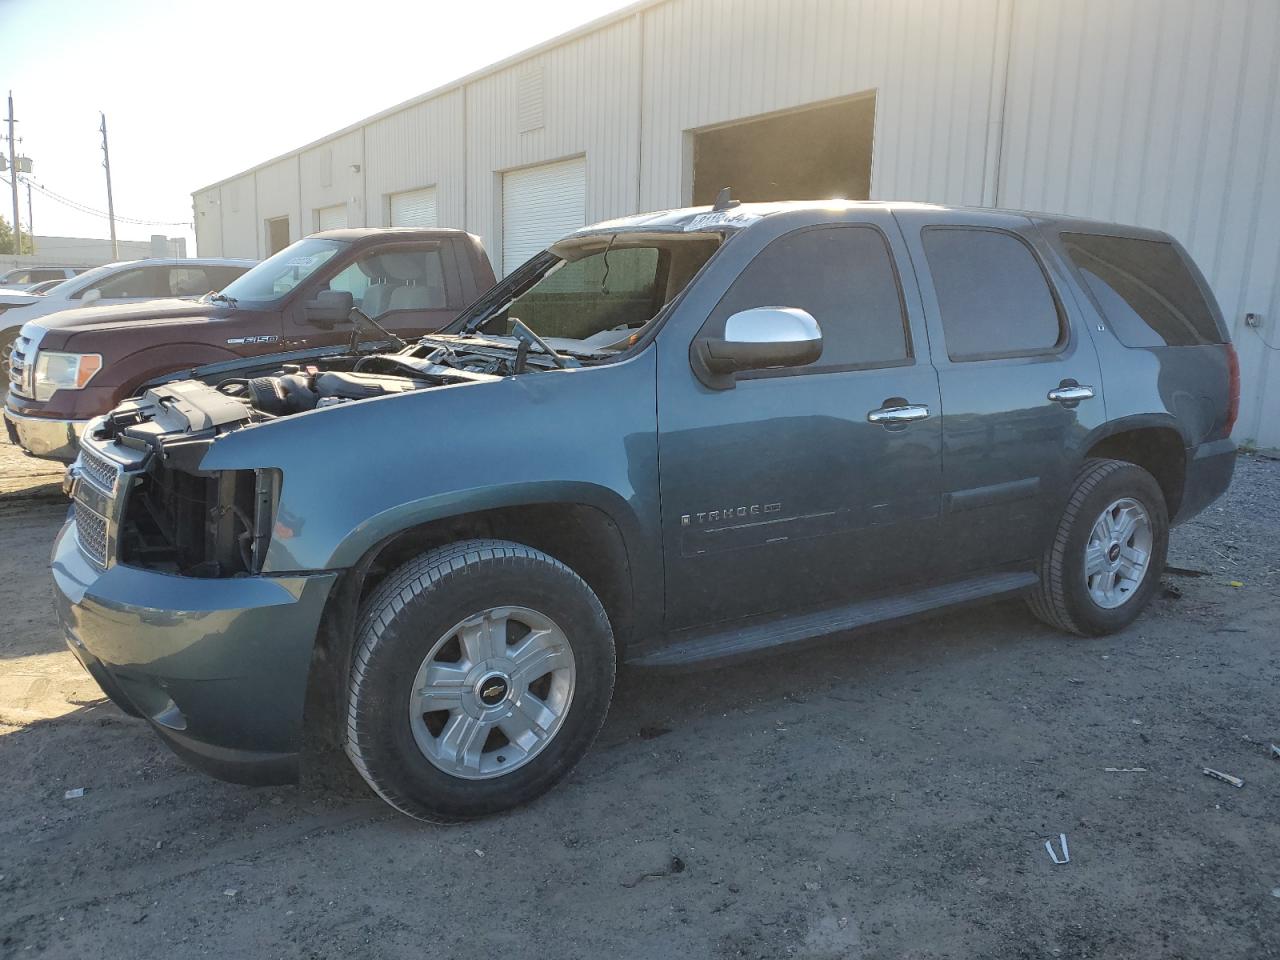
[225,335,279,345]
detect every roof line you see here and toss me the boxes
[194,0,669,195]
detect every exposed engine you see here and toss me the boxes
[207,336,550,417]
[82,337,532,579]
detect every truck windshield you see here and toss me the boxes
[458,234,722,353]
[216,238,348,304]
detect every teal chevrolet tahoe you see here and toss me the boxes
[52,198,1237,821]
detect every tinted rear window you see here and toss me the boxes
[922,228,1063,361]
[1061,234,1222,346]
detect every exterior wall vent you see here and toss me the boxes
[517,67,545,134]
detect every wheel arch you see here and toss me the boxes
[1081,415,1188,518]
[303,487,644,748]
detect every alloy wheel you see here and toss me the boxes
[407,605,576,780]
[1084,497,1153,609]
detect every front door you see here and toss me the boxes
[656,215,943,631]
[894,211,1107,574]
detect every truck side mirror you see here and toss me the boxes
[303,289,354,328]
[692,307,823,389]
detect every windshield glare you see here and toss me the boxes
[464,235,721,353]
[217,238,347,302]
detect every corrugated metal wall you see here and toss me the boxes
[298,129,364,234]
[192,0,1280,446]
[465,17,641,254]
[639,0,1001,209]
[255,158,302,252]
[364,90,467,229]
[997,0,1280,449]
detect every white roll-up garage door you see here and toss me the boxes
[501,157,586,275]
[316,204,348,232]
[389,187,438,228]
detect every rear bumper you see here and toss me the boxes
[51,519,338,785]
[3,406,88,461]
[1174,437,1236,525]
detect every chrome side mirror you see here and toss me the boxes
[692,306,823,389]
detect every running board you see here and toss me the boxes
[630,571,1038,669]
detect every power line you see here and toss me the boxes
[0,173,190,227]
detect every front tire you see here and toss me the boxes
[344,539,616,822]
[1027,458,1169,636]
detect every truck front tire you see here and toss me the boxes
[1028,458,1169,636]
[344,539,616,822]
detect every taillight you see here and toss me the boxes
[1223,343,1240,438]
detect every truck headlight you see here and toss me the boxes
[33,351,102,401]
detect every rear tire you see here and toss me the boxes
[344,539,616,822]
[1027,458,1169,636]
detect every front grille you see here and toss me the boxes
[74,500,110,567]
[78,445,119,494]
[7,334,32,398]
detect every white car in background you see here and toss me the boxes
[0,265,88,290]
[1,257,256,368]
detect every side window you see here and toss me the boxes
[78,266,167,300]
[922,228,1064,361]
[31,269,64,283]
[168,267,212,297]
[703,225,910,372]
[1060,234,1223,347]
[203,265,249,291]
[326,246,449,318]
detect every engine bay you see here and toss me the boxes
[214,340,509,417]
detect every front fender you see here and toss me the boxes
[329,479,644,568]
[199,349,663,584]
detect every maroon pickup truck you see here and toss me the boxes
[5,228,495,460]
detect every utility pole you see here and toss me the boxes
[25,179,34,254]
[6,92,20,255]
[99,111,118,260]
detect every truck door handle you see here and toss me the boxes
[1047,382,1095,404]
[867,402,930,424]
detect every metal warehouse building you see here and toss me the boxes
[193,0,1280,448]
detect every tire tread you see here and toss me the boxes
[344,539,612,823]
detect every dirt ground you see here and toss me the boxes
[1,446,1277,959]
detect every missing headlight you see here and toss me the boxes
[119,462,281,577]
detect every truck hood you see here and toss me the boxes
[32,298,224,333]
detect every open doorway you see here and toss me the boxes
[689,92,876,205]
[265,216,290,255]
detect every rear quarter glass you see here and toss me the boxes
[1059,233,1224,347]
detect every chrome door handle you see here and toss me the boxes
[1047,384,1095,403]
[867,403,930,424]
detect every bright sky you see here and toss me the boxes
[0,0,636,250]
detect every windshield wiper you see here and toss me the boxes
[347,307,409,353]
[206,292,238,306]
[510,319,578,371]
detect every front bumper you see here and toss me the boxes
[52,519,338,785]
[3,406,88,461]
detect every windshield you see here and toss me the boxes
[457,234,721,354]
[217,238,347,303]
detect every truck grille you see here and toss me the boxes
[78,445,120,494]
[74,500,110,567]
[7,334,33,398]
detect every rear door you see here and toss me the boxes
[656,214,943,630]
[894,210,1106,574]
